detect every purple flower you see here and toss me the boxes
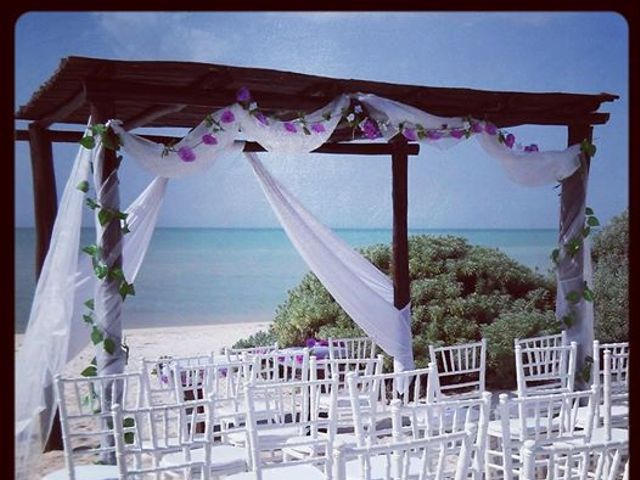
[256,112,269,126]
[524,144,539,152]
[361,119,381,139]
[402,127,418,141]
[450,129,464,139]
[295,354,304,364]
[305,338,317,348]
[160,374,169,384]
[484,122,498,135]
[318,339,329,347]
[177,146,196,162]
[504,133,516,149]
[471,122,483,134]
[221,110,235,124]
[236,87,251,103]
[219,368,228,378]
[284,122,297,133]
[311,122,326,133]
[202,134,218,145]
[426,130,442,140]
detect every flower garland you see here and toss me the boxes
[114,86,582,164]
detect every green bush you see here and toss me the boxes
[238,235,557,389]
[591,209,628,343]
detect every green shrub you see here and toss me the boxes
[235,235,557,389]
[591,209,628,343]
[232,328,278,349]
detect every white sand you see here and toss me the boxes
[15,321,271,479]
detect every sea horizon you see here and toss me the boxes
[15,226,558,333]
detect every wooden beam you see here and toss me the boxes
[122,104,187,130]
[391,136,411,310]
[15,129,420,156]
[35,89,86,129]
[84,79,334,112]
[27,123,58,279]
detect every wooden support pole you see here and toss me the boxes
[91,101,125,463]
[557,124,593,389]
[27,123,58,279]
[391,136,411,310]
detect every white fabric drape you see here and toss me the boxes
[15,130,94,478]
[16,156,168,478]
[246,152,414,373]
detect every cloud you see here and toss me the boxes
[93,12,229,61]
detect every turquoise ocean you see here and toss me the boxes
[14,228,557,333]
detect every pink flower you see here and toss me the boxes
[178,146,196,162]
[295,354,303,364]
[221,110,235,123]
[202,134,217,145]
[236,87,251,103]
[284,122,297,133]
[471,122,483,134]
[484,122,498,135]
[426,130,442,140]
[311,123,326,133]
[402,127,418,141]
[256,112,269,126]
[524,144,539,152]
[505,133,516,148]
[450,129,464,139]
[361,119,381,139]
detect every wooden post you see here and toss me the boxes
[27,123,58,279]
[91,101,125,463]
[391,136,411,310]
[556,124,593,389]
[27,123,64,451]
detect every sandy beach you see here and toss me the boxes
[15,321,272,479]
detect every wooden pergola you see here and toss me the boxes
[15,56,617,448]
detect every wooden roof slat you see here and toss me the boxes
[16,56,618,132]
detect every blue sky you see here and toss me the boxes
[14,12,628,229]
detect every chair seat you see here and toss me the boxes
[43,465,120,480]
[160,444,248,473]
[226,425,304,447]
[575,404,629,427]
[226,463,325,480]
[487,416,562,438]
[282,432,357,458]
[343,452,448,480]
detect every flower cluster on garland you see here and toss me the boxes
[137,86,566,164]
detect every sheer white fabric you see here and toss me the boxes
[15,130,94,479]
[246,152,414,373]
[66,177,169,361]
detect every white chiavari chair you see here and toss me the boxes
[141,354,213,406]
[428,339,487,400]
[515,342,577,398]
[45,372,145,480]
[327,336,377,361]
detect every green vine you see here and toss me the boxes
[78,124,134,377]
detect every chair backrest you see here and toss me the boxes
[311,355,385,393]
[223,343,279,362]
[515,341,577,397]
[394,393,492,479]
[428,339,486,400]
[112,395,215,479]
[514,331,568,350]
[246,348,310,383]
[243,377,339,477]
[499,386,598,445]
[53,372,145,478]
[333,429,473,480]
[592,340,629,391]
[520,438,629,480]
[601,349,629,438]
[140,354,213,405]
[171,359,255,403]
[346,367,435,445]
[328,336,377,361]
